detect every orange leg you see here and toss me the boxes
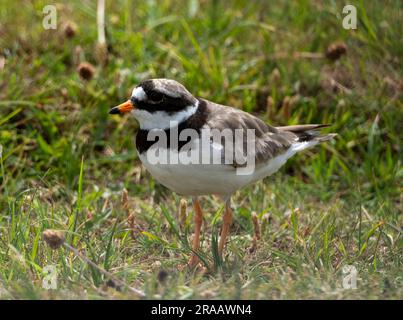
[218,200,233,257]
[188,197,203,267]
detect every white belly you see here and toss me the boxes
[139,155,248,196]
[138,140,316,197]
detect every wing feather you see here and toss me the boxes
[202,99,297,166]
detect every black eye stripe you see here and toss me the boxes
[133,96,192,114]
[148,90,164,101]
[133,80,197,114]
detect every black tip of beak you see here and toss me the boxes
[109,107,120,115]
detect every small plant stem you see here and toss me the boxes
[63,242,145,297]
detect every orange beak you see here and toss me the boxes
[109,100,134,115]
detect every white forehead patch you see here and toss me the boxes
[132,87,147,101]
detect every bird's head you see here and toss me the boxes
[109,78,199,130]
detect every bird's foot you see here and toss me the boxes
[177,255,207,273]
[187,254,200,269]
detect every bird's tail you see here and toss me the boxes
[276,124,337,143]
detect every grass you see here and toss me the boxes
[0,0,401,299]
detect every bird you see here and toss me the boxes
[109,78,336,267]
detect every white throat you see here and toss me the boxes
[132,100,199,130]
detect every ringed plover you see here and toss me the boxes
[109,78,336,267]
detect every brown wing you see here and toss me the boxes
[201,99,297,166]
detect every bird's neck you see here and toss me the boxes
[135,99,208,153]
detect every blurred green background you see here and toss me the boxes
[0,0,401,299]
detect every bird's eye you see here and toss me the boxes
[148,90,164,102]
